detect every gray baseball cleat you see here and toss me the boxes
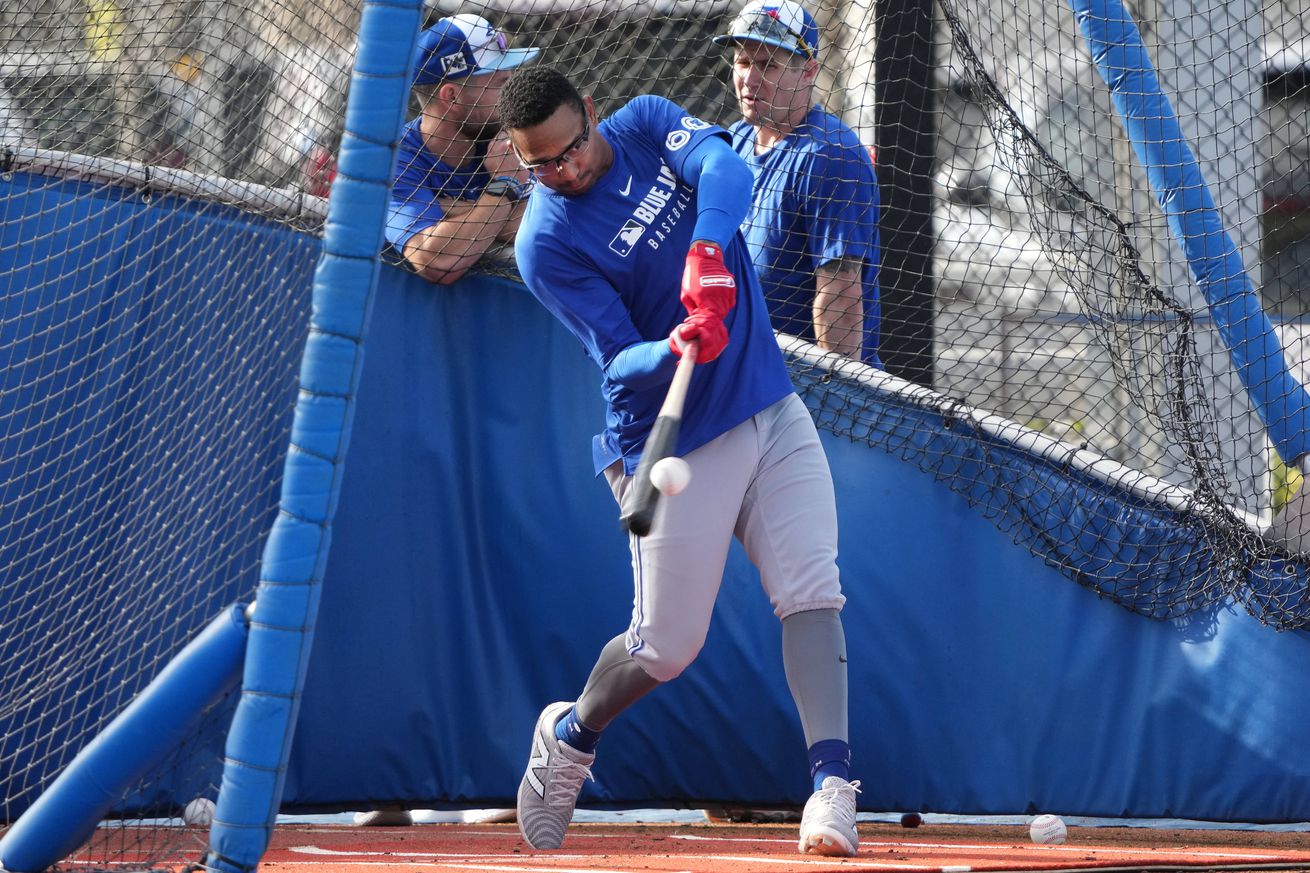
[517,701,595,849]
[798,776,861,856]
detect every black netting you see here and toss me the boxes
[3,0,1310,868]
[0,2,348,867]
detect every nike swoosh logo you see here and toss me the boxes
[619,177,632,196]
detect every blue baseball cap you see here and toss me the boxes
[712,0,820,59]
[412,14,540,85]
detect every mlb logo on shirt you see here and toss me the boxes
[609,220,645,257]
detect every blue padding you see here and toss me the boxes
[796,366,1230,620]
[1068,0,1310,463]
[0,605,247,873]
[283,266,1310,821]
[206,1,424,870]
[0,171,315,825]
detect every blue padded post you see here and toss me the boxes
[203,2,424,871]
[1067,0,1310,464]
[0,604,248,873]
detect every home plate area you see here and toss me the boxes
[263,821,1310,872]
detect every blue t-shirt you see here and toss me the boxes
[729,107,881,365]
[515,95,794,476]
[385,118,491,251]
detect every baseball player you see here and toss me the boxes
[714,0,882,364]
[497,66,859,857]
[385,14,539,284]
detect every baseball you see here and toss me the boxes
[650,457,692,496]
[183,796,216,827]
[1029,813,1067,845]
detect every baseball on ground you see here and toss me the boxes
[1029,813,1067,844]
[183,797,216,826]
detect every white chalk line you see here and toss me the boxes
[667,833,1299,860]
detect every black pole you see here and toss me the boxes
[874,0,936,387]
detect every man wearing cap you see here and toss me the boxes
[385,14,540,284]
[713,0,881,364]
[496,65,860,859]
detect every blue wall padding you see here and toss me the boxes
[1067,0,1310,463]
[0,170,315,826]
[6,150,1310,858]
[206,1,424,870]
[788,361,1310,622]
[0,605,248,873]
[282,265,1310,821]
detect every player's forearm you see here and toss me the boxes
[813,267,864,358]
[404,197,522,284]
[495,202,526,243]
[604,339,678,391]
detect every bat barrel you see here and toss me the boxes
[619,341,697,538]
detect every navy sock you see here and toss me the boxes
[808,738,851,791]
[555,706,603,754]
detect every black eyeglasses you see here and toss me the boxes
[730,10,815,59]
[513,119,590,176]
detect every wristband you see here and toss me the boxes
[484,175,532,201]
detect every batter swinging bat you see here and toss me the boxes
[621,340,699,536]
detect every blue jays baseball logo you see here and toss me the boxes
[609,219,645,256]
[442,52,470,76]
[608,162,688,256]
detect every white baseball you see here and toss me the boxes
[183,797,216,826]
[1029,813,1067,844]
[649,457,692,496]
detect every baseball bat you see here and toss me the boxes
[620,340,699,537]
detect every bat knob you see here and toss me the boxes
[621,508,655,537]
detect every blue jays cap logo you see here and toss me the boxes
[412,14,541,85]
[712,0,819,59]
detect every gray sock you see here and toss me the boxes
[782,608,849,746]
[574,634,661,730]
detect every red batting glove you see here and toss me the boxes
[669,312,729,363]
[681,240,737,320]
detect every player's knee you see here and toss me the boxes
[641,654,696,682]
[635,639,704,682]
[775,594,846,620]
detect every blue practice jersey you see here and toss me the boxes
[385,118,491,251]
[729,107,881,366]
[515,95,794,476]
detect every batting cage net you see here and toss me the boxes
[0,1,347,869]
[2,0,1309,868]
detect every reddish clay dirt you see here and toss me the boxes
[255,820,1310,873]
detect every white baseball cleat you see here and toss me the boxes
[516,701,594,850]
[798,776,861,856]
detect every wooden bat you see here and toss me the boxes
[620,340,699,537]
